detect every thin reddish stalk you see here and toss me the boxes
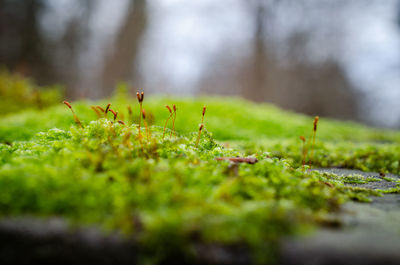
[142,109,150,141]
[91,106,102,118]
[163,105,173,140]
[195,124,204,148]
[170,104,177,138]
[308,116,319,171]
[127,106,132,125]
[299,136,307,172]
[63,101,82,128]
[137,92,144,138]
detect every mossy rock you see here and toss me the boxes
[1,91,400,264]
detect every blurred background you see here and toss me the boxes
[0,0,399,127]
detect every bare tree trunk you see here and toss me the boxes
[0,0,52,82]
[100,0,148,97]
[244,0,281,102]
[246,0,268,101]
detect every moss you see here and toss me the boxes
[381,176,396,182]
[376,185,400,194]
[0,112,388,263]
[1,87,400,263]
[311,171,384,203]
[234,139,400,175]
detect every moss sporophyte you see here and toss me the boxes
[136,91,144,139]
[163,105,174,140]
[2,90,400,264]
[170,104,177,138]
[195,106,206,148]
[63,101,82,128]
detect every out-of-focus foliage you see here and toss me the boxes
[0,70,61,116]
[1,88,399,143]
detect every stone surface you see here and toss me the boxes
[0,218,138,265]
[0,218,252,265]
[281,168,400,265]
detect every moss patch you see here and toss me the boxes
[1,89,400,263]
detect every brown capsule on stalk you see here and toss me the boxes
[96,106,105,113]
[109,108,117,116]
[127,106,132,115]
[109,109,118,121]
[63,101,82,128]
[118,120,126,125]
[173,104,176,112]
[63,101,72,109]
[195,123,204,147]
[142,109,146,119]
[299,136,306,142]
[202,106,206,116]
[91,106,102,118]
[105,103,111,113]
[166,105,172,114]
[136,92,144,103]
[313,116,319,132]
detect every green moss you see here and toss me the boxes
[0,113,387,263]
[330,173,380,184]
[1,87,400,263]
[376,185,400,194]
[381,176,396,182]
[234,138,400,175]
[2,87,399,174]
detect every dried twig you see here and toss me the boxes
[215,157,258,164]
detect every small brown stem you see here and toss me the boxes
[109,109,118,122]
[170,112,177,138]
[299,136,307,172]
[136,92,144,138]
[215,157,258,164]
[127,106,132,125]
[163,105,173,140]
[105,103,111,114]
[308,116,319,171]
[195,124,204,148]
[138,103,143,137]
[201,106,206,124]
[91,106,102,118]
[63,101,82,128]
[170,104,177,138]
[195,106,207,147]
[95,106,106,117]
[96,106,105,112]
[163,114,173,140]
[142,109,150,141]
